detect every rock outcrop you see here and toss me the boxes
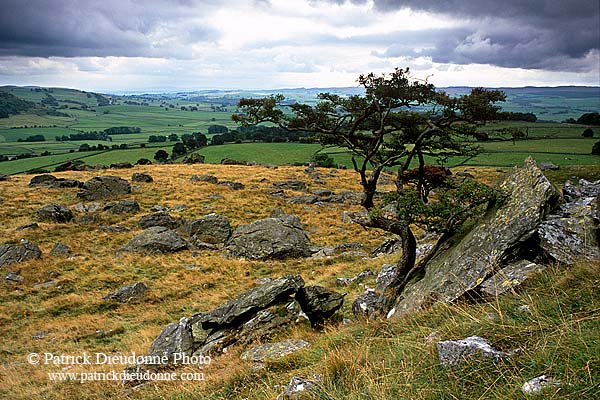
[227,214,313,260]
[147,275,342,364]
[120,227,189,253]
[103,282,148,302]
[77,176,131,200]
[139,211,177,229]
[36,204,73,223]
[437,336,511,367]
[390,158,561,317]
[0,240,42,267]
[181,213,231,245]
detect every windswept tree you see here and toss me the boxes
[233,68,506,314]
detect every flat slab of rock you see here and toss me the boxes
[240,339,311,361]
[0,240,42,267]
[77,176,131,200]
[120,226,189,253]
[392,158,560,317]
[139,211,177,229]
[182,213,231,244]
[522,375,562,395]
[105,200,140,214]
[103,282,148,302]
[227,215,313,260]
[36,204,73,223]
[195,275,304,329]
[437,336,509,367]
[480,260,543,296]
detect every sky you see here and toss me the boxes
[0,0,599,92]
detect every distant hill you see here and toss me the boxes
[0,91,37,118]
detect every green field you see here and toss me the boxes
[0,85,598,175]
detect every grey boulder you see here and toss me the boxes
[120,226,189,253]
[77,176,131,200]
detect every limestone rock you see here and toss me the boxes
[437,336,509,367]
[393,158,560,317]
[273,180,307,191]
[120,227,189,253]
[139,211,177,229]
[296,285,344,327]
[77,176,131,200]
[0,240,41,267]
[191,174,218,184]
[36,204,73,223]
[276,376,319,400]
[218,181,244,190]
[182,213,231,244]
[131,173,153,183]
[538,194,600,265]
[105,200,140,214]
[29,174,81,188]
[195,275,304,329]
[148,318,194,363]
[227,215,313,260]
[522,375,562,395]
[4,271,24,284]
[74,202,102,213]
[352,289,380,319]
[50,243,72,257]
[336,270,374,287]
[287,195,318,204]
[376,264,397,292]
[240,339,311,361]
[480,260,543,296]
[103,282,148,302]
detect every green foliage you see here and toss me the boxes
[582,128,594,138]
[577,112,600,126]
[17,134,45,142]
[0,92,36,118]
[311,152,336,168]
[154,149,169,163]
[383,178,497,233]
[103,126,141,134]
[592,140,600,156]
[171,142,187,158]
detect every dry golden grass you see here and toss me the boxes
[0,164,522,399]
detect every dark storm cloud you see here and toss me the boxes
[0,0,218,57]
[326,0,600,72]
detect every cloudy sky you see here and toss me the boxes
[0,0,598,92]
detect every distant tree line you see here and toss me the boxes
[498,111,537,122]
[211,125,312,145]
[565,112,600,126]
[56,131,112,141]
[103,126,141,134]
[17,134,46,142]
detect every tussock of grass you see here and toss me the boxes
[0,165,598,399]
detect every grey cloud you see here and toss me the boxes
[0,0,219,58]
[325,0,600,72]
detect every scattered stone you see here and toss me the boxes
[296,286,344,327]
[538,162,560,171]
[181,213,231,244]
[579,178,600,197]
[312,188,332,197]
[54,160,95,172]
[170,204,188,212]
[190,241,219,251]
[120,227,189,253]
[517,304,531,312]
[149,205,169,212]
[191,174,218,184]
[287,195,318,204]
[352,289,380,319]
[0,174,9,181]
[376,264,397,292]
[32,330,49,340]
[4,271,24,284]
[240,339,311,361]
[220,158,246,165]
[437,336,510,367]
[33,280,57,290]
[100,225,130,233]
[29,174,82,188]
[139,211,177,229]
[105,200,140,214]
[148,318,194,363]
[103,282,148,302]
[274,180,307,191]
[131,173,153,183]
[0,240,42,267]
[50,243,72,257]
[218,181,244,190]
[35,204,73,223]
[28,174,58,187]
[77,176,131,200]
[197,275,305,329]
[16,222,39,231]
[310,246,335,259]
[227,214,313,260]
[74,202,102,213]
[336,270,374,287]
[522,375,562,395]
[75,215,100,225]
[480,260,543,296]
